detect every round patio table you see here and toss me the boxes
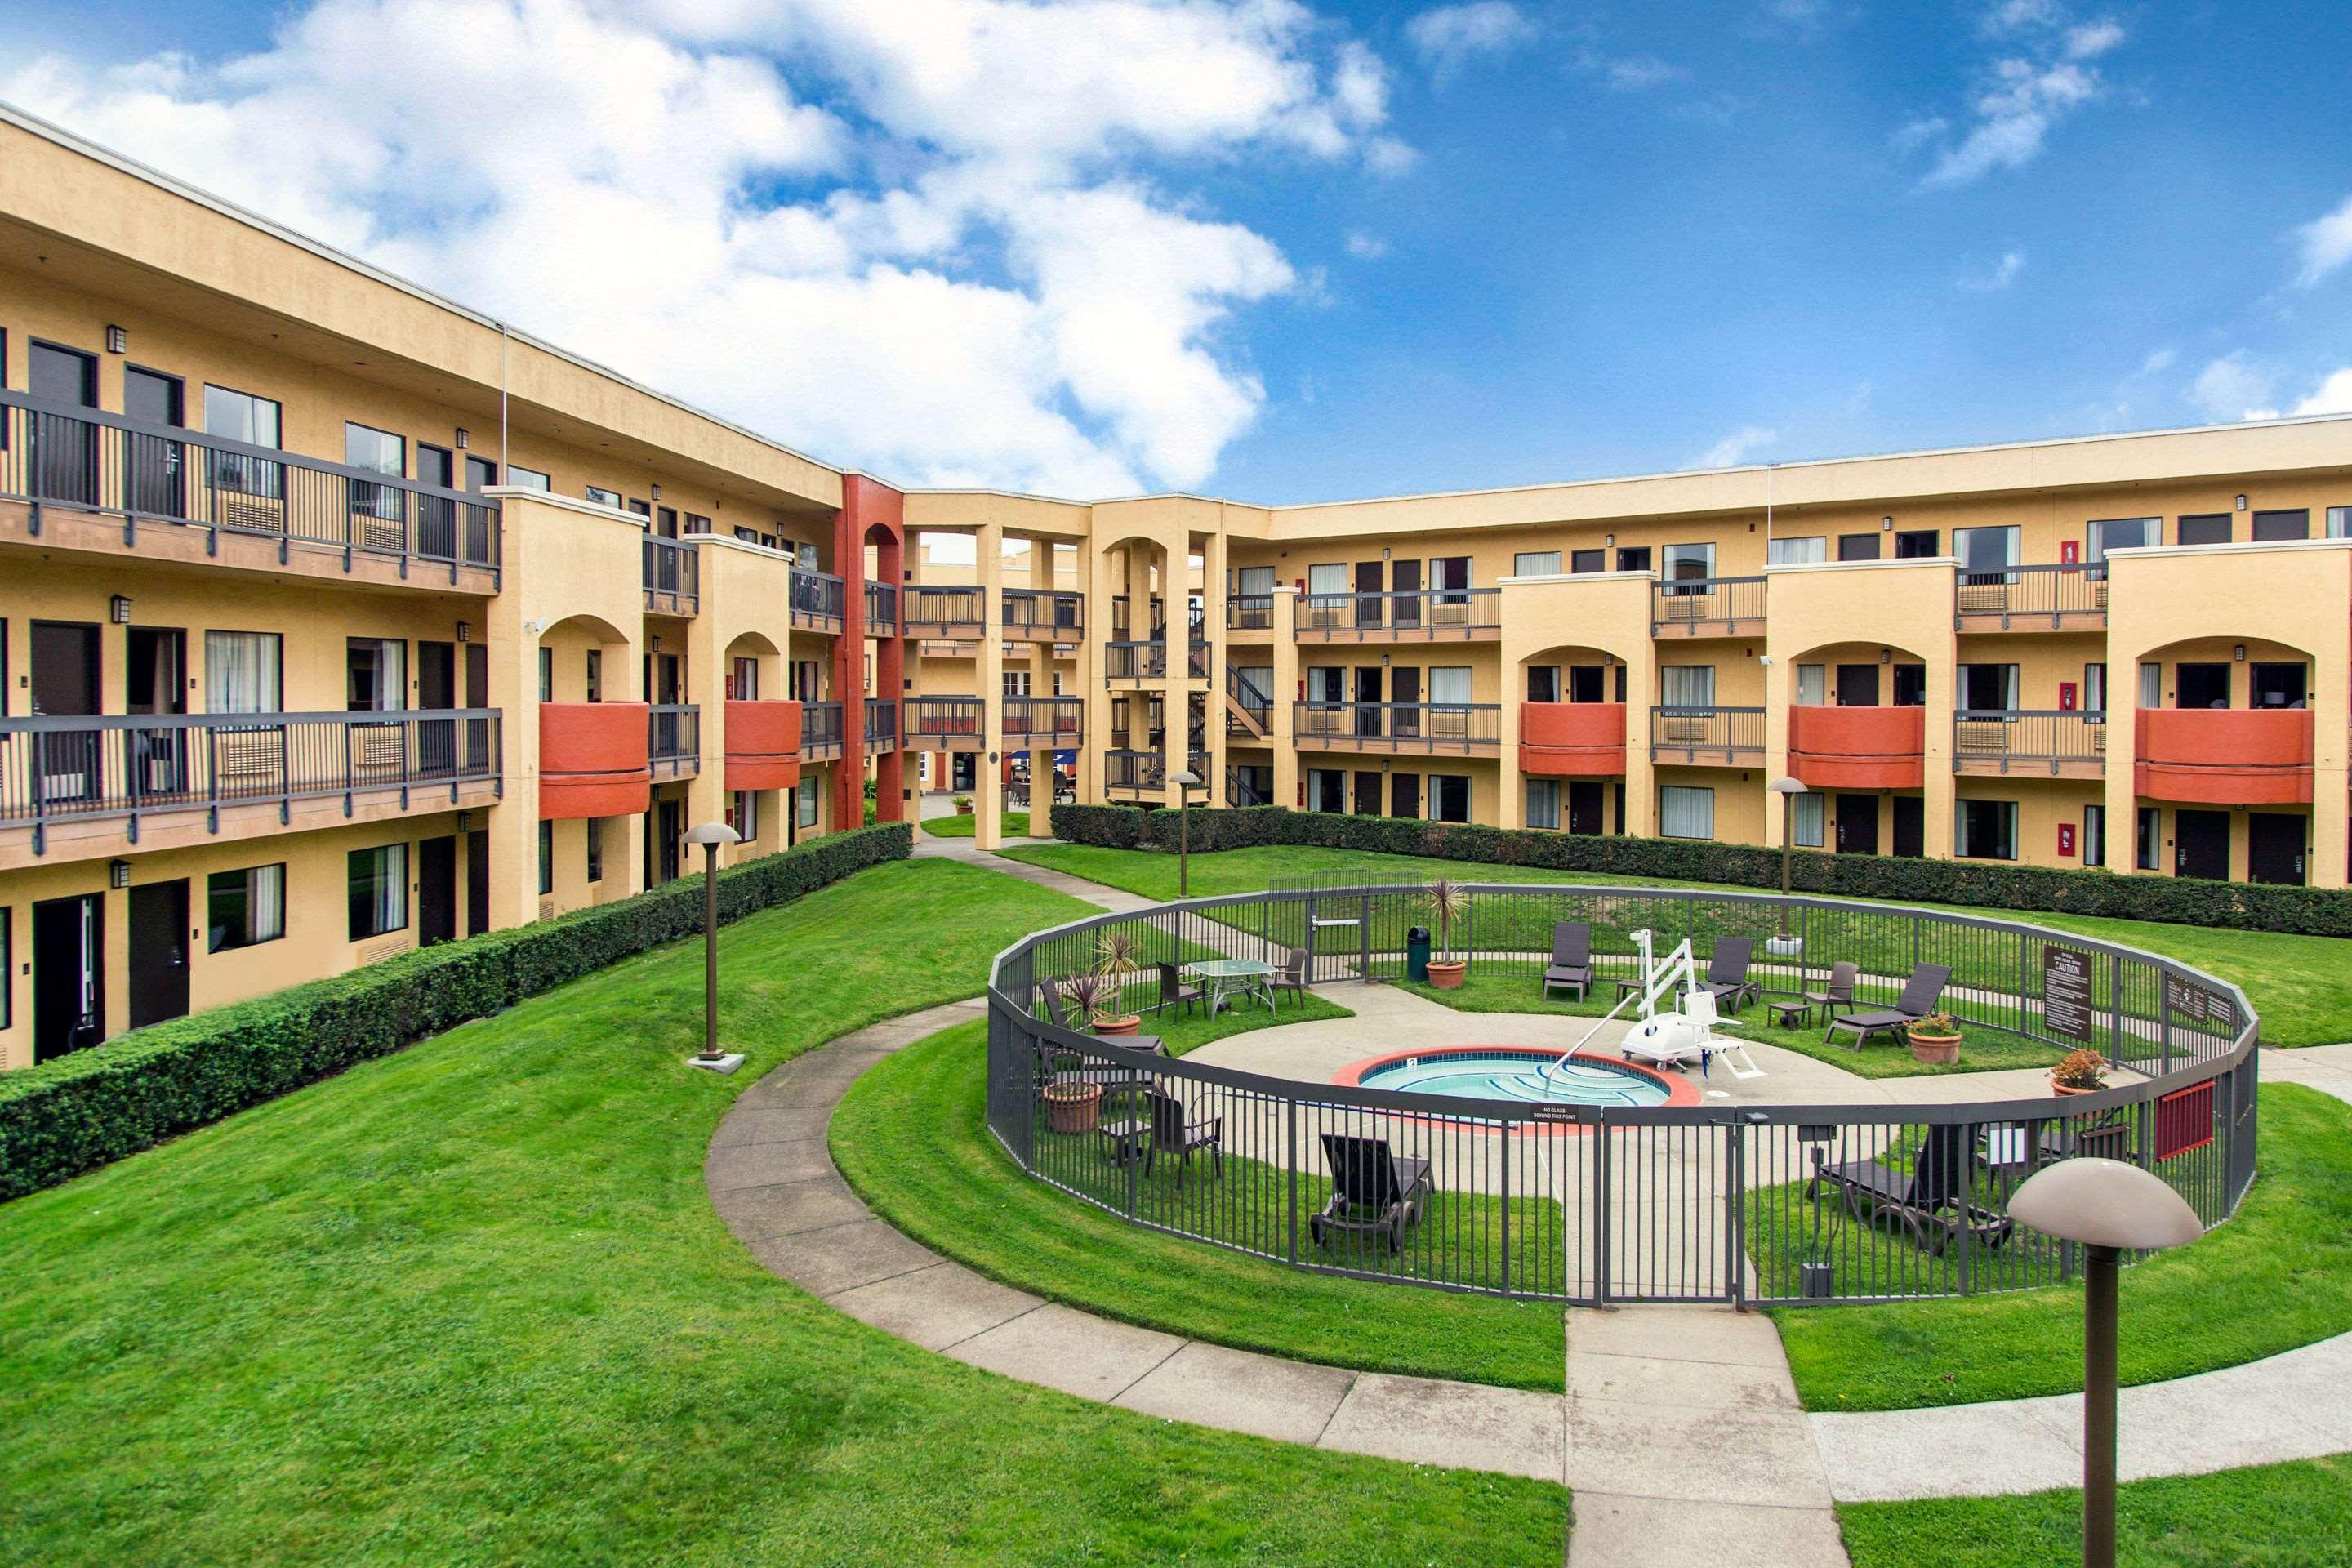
[1187,958,1279,1016]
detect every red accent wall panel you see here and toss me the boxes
[1788,705,1927,791]
[1518,702,1627,777]
[2154,1081,2215,1161]
[540,702,651,820]
[2134,708,2314,805]
[725,699,804,791]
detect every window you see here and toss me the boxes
[1430,557,1471,597]
[627,498,652,519]
[1567,665,1606,703]
[348,844,408,939]
[1954,799,2018,860]
[1662,542,1714,586]
[729,657,759,701]
[1570,548,1606,573]
[2176,513,2230,546]
[1236,564,1275,598]
[508,466,551,491]
[2137,661,2161,709]
[537,821,553,896]
[346,638,406,711]
[729,790,760,840]
[204,630,282,712]
[1953,524,2020,583]
[796,776,820,829]
[2083,804,2106,869]
[1893,529,1940,559]
[1002,669,1031,697]
[207,864,285,952]
[2251,662,2307,708]
[1891,664,1927,706]
[1427,666,1472,706]
[1766,534,1826,565]
[586,818,604,883]
[685,512,712,534]
[1305,665,1345,704]
[2087,516,2155,566]
[1659,665,1716,707]
[538,647,554,702]
[585,485,623,509]
[1526,778,1560,830]
[345,421,406,521]
[2329,506,2351,540]
[585,649,602,702]
[2251,509,2310,542]
[1794,662,1825,706]
[1615,546,1651,573]
[1659,785,1714,840]
[2083,663,2107,714]
[2136,806,2161,871]
[2176,663,2230,709]
[1526,666,1559,703]
[0,909,7,1029]
[1957,663,2020,711]
[1514,550,1561,577]
[1837,532,1881,561]
[203,384,283,497]
[1307,768,1345,813]
[1791,791,1824,848]
[1430,774,1470,823]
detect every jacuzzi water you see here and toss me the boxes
[1357,1049,1671,1107]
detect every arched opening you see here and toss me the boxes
[1785,639,1931,855]
[1517,643,1629,834]
[2132,636,2316,883]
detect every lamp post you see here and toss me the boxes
[1171,767,1202,898]
[1766,775,1809,951]
[683,821,741,1065]
[2007,1158,2203,1568]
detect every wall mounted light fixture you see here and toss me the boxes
[456,621,471,644]
[2234,644,2247,662]
[109,859,131,889]
[109,595,131,624]
[105,325,127,354]
[2235,494,2248,511]
[1882,515,1894,530]
[455,428,470,449]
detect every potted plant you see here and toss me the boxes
[1904,1011,1963,1067]
[953,795,973,816]
[1040,1078,1102,1134]
[1087,929,1147,1035]
[1422,877,1471,990]
[2051,1048,2109,1097]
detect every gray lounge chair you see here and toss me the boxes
[1153,961,1208,1018]
[1309,1133,1433,1254]
[1805,961,1860,1022]
[1143,1089,1223,1188]
[1824,963,1952,1050]
[1701,937,1760,1015]
[1543,921,1593,1001]
[1806,1121,2015,1257]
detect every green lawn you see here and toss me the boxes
[923,809,1028,838]
[1001,844,2352,1047]
[1769,1085,2352,1411]
[0,858,1567,1566]
[1839,1454,2352,1568]
[834,1021,1568,1391]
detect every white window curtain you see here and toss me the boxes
[1236,565,1275,595]
[1794,663,1825,706]
[2083,804,2106,868]
[2329,506,2351,540]
[1792,792,1824,848]
[1659,786,1714,840]
[349,639,406,711]
[1428,666,1472,705]
[2138,662,2162,709]
[2084,663,2107,713]
[1526,779,1560,830]
[1660,666,1715,708]
[252,863,284,942]
[355,844,407,935]
[1235,666,1272,706]
[1766,535,1827,565]
[205,631,281,713]
[1307,564,1348,594]
[1514,550,1562,577]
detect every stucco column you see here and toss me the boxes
[1027,538,1058,838]
[975,523,1006,852]
[1085,533,1120,808]
[1621,652,1657,837]
[1270,585,1300,810]
[1761,653,1792,850]
[1200,527,1227,806]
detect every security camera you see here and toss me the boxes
[1757,654,1775,667]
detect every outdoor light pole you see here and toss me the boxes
[1171,768,1202,898]
[684,822,742,1061]
[2008,1158,2203,1568]
[1767,776,1808,935]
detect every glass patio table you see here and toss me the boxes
[1186,958,1279,1016]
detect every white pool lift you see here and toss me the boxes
[1519,928,1763,1098]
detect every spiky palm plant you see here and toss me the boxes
[1423,877,1471,962]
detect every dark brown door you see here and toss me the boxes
[29,340,99,503]
[122,366,186,517]
[1353,770,1382,815]
[417,641,456,775]
[1835,664,1880,706]
[2247,814,2305,886]
[2175,809,2230,880]
[1391,559,1422,630]
[31,620,101,804]
[1389,772,1419,818]
[127,879,190,1030]
[1835,793,1879,854]
[1891,796,1925,858]
[418,835,458,947]
[125,626,189,801]
[467,828,491,935]
[1390,666,1421,737]
[465,643,491,771]
[1353,666,1382,738]
[1354,562,1383,630]
[33,893,105,1061]
[657,799,683,883]
[1568,781,1604,835]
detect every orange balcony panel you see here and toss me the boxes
[2134,707,2314,805]
[540,702,651,820]
[1518,702,1626,777]
[1788,705,1926,791]
[725,699,804,791]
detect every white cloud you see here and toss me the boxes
[2188,353,2281,423]
[7,0,1406,496]
[1695,425,1779,468]
[1980,0,2061,35]
[2291,369,2352,417]
[1907,7,2121,189]
[2292,194,2352,287]
[1958,250,2027,291]
[2138,348,2177,376]
[1406,2,1537,77]
[1601,55,1686,91]
[2064,20,2125,57]
[1343,230,1388,259]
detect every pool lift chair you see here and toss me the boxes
[1517,929,1764,1097]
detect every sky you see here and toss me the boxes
[2,0,2348,505]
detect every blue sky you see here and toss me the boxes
[6,1,2350,503]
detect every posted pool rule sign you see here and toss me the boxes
[2042,947,2096,1043]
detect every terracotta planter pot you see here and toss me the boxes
[956,804,973,816]
[2051,1079,2101,1098]
[1426,960,1468,991]
[1092,1015,1142,1036]
[1041,1081,1102,1134]
[1907,1033,1962,1067]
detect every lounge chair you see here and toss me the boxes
[1543,921,1593,1001]
[1805,961,1860,1023]
[1701,936,1760,1015]
[1823,963,1952,1051]
[1153,961,1208,1019]
[1272,946,1311,1007]
[1806,1122,2015,1258]
[1309,1133,1434,1254]
[1142,1089,1224,1188]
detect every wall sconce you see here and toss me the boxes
[105,325,127,354]
[1604,533,1615,548]
[651,483,663,501]
[1882,516,1894,530]
[109,859,131,889]
[2234,644,2246,662]
[455,428,470,449]
[2235,494,2247,511]
[649,636,663,651]
[1380,653,1390,666]
[109,595,131,624]
[456,621,472,643]
[1879,648,1891,664]
[458,811,472,831]
[1380,546,1390,559]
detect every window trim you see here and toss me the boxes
[207,862,287,954]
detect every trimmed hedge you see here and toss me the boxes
[0,822,911,1201]
[1049,804,2352,938]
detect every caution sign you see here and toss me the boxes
[2043,947,2096,1044]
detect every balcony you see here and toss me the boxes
[1105,749,1164,798]
[541,702,650,820]
[1106,640,1168,683]
[1952,710,2107,778]
[642,534,699,614]
[0,708,501,862]
[725,700,803,791]
[1002,589,1084,642]
[1108,595,1168,640]
[904,697,984,750]
[1294,702,1501,755]
[799,700,845,761]
[1004,696,1084,746]
[904,586,985,639]
[1294,588,1501,643]
[648,704,701,777]
[1953,563,2106,631]
[1227,593,1275,632]
[790,569,846,635]
[1650,576,1766,637]
[0,389,501,589]
[1519,702,1626,777]
[864,698,899,754]
[1648,706,1765,766]
[2135,707,2314,805]
[864,581,898,638]
[1788,704,1927,790]
[1187,638,1211,679]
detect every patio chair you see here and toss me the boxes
[1804,961,1860,1023]
[1823,963,1952,1051]
[1272,946,1312,1007]
[1542,921,1593,1001]
[1701,936,1760,1015]
[1154,961,1208,1019]
[1142,1088,1224,1188]
[1308,1133,1434,1254]
[1806,1121,2015,1258]
[1035,984,1165,1085]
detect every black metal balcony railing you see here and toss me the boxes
[1650,575,1766,634]
[1952,563,2108,626]
[863,697,899,749]
[1108,595,1167,639]
[643,535,700,613]
[790,569,846,631]
[0,709,501,852]
[648,704,699,774]
[1004,696,1085,742]
[904,586,986,636]
[1952,710,2109,773]
[1294,702,1501,751]
[800,700,844,758]
[1002,590,1085,636]
[904,696,985,741]
[1294,587,1502,638]
[1187,638,1211,679]
[1104,749,1163,795]
[1105,640,1168,681]
[1226,668,1272,736]
[864,581,898,637]
[0,390,501,577]
[1226,593,1275,630]
[1648,706,1766,760]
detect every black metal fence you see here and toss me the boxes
[1295,588,1502,638]
[1,390,500,577]
[1953,563,2107,626]
[865,581,898,636]
[1650,575,1766,635]
[905,586,985,636]
[649,704,700,773]
[986,884,2256,1307]
[1004,590,1085,635]
[1004,697,1084,742]
[800,701,844,758]
[1227,593,1275,630]
[865,698,899,749]
[1952,710,2109,774]
[1648,706,1766,761]
[790,570,846,631]
[905,697,984,742]
[642,535,699,613]
[1106,640,1168,681]
[1295,702,1502,752]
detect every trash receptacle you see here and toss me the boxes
[1406,925,1432,983]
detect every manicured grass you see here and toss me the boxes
[0,858,1567,1566]
[1002,844,2352,1047]
[1838,1453,2352,1568]
[922,809,1029,838]
[1148,989,1357,1054]
[1769,1085,2352,1411]
[835,1020,1569,1391]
